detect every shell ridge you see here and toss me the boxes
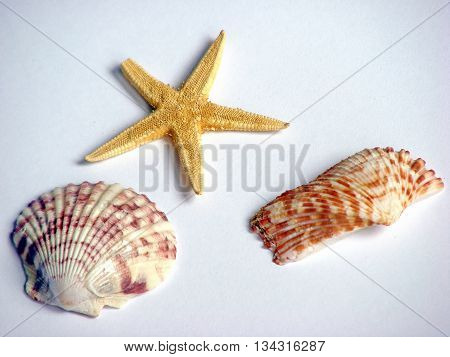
[71,189,157,280]
[311,163,379,211]
[74,191,148,280]
[65,182,107,280]
[52,187,65,280]
[275,219,371,258]
[28,199,52,275]
[13,182,177,316]
[16,208,48,277]
[38,194,59,279]
[85,220,173,282]
[60,184,81,279]
[85,221,175,298]
[63,182,95,280]
[278,185,374,214]
[86,193,168,265]
[271,215,369,254]
[67,182,113,280]
[250,148,444,264]
[40,191,59,278]
[27,200,55,285]
[13,211,52,302]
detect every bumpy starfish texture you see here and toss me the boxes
[85,31,288,194]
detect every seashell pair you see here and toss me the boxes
[250,147,444,265]
[11,148,444,316]
[12,182,176,317]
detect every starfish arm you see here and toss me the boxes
[85,111,170,162]
[121,59,177,108]
[171,127,203,195]
[181,31,225,97]
[200,102,288,132]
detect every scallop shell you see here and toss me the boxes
[12,182,176,317]
[250,148,444,265]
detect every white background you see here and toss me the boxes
[0,0,449,337]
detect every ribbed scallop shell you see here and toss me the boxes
[250,148,444,265]
[12,182,176,317]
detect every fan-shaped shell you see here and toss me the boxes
[12,182,176,316]
[250,148,444,265]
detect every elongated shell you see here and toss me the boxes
[12,182,176,317]
[250,148,444,265]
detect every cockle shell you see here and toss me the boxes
[12,182,176,317]
[250,148,444,265]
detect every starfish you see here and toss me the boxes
[85,31,288,194]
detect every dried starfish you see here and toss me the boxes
[85,31,288,194]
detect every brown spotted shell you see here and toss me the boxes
[12,182,176,316]
[250,148,444,265]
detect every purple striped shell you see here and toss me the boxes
[12,182,176,317]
